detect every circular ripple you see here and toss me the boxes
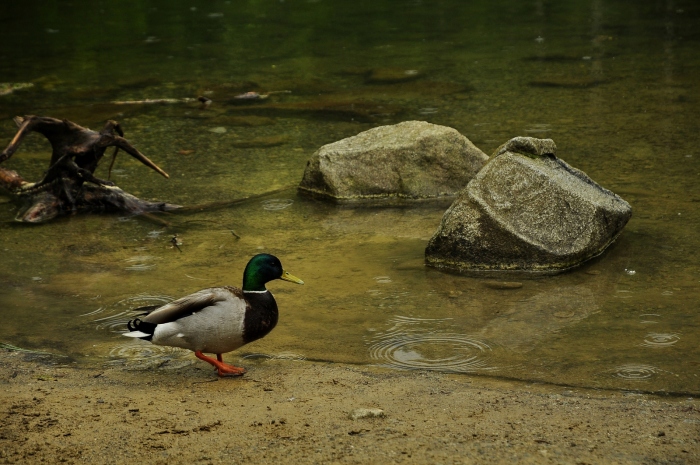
[613,364,659,380]
[108,341,193,370]
[639,313,661,324]
[642,333,680,348]
[261,199,294,211]
[94,311,140,333]
[124,255,157,271]
[84,294,173,333]
[368,317,496,373]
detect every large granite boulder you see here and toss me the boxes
[298,121,488,201]
[425,137,632,273]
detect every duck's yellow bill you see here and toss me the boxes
[280,271,304,284]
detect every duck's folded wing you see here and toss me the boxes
[140,288,234,325]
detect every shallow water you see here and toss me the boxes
[0,0,698,394]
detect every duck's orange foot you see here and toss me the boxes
[194,351,246,377]
[216,364,247,377]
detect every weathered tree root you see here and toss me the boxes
[0,115,179,223]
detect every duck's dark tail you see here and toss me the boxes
[123,317,157,341]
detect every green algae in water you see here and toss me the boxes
[0,342,64,357]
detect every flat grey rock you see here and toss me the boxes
[298,121,488,201]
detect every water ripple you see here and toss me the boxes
[124,255,156,271]
[262,199,294,211]
[82,294,173,333]
[639,313,661,324]
[613,364,659,380]
[107,341,193,370]
[524,123,551,133]
[368,316,497,373]
[641,333,680,348]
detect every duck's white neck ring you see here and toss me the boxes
[243,290,269,294]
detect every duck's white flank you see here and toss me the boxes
[151,296,247,354]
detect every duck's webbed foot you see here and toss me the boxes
[194,351,247,377]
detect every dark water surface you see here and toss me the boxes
[0,0,698,394]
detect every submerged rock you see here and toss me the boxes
[425,136,632,273]
[298,121,488,201]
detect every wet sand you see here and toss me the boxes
[1,351,698,464]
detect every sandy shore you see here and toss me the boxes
[1,351,698,464]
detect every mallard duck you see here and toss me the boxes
[123,253,303,376]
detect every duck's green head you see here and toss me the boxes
[243,253,304,292]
